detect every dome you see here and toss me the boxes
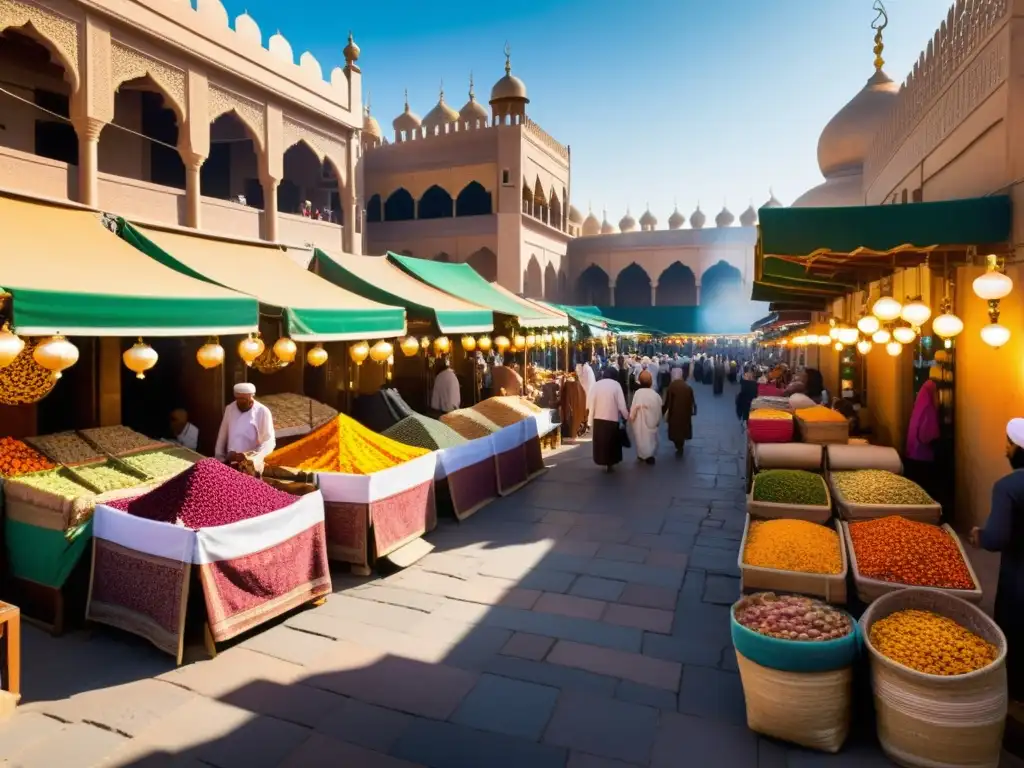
[715,206,735,228]
[668,207,685,230]
[582,210,601,236]
[393,90,422,134]
[619,209,637,232]
[739,204,757,227]
[690,205,706,229]
[817,69,898,178]
[234,13,261,45]
[639,207,657,230]
[568,205,584,224]
[490,45,529,104]
[761,191,783,209]
[600,211,618,235]
[791,174,863,208]
[423,84,460,131]
[343,31,360,65]
[459,74,488,124]
[363,99,381,139]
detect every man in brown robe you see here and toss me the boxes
[664,377,696,456]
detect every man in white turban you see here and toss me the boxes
[215,381,276,474]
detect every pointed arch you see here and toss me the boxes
[700,260,744,307]
[522,182,533,214]
[0,18,80,93]
[209,105,264,154]
[656,262,697,306]
[455,181,492,216]
[558,270,568,302]
[576,265,610,306]
[384,188,415,221]
[112,67,185,126]
[548,187,562,231]
[615,263,652,308]
[418,184,454,219]
[366,194,382,223]
[523,255,543,299]
[533,178,548,223]
[466,247,497,282]
[282,137,343,185]
[543,263,558,300]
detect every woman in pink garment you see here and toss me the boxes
[905,379,942,503]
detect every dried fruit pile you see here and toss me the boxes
[11,468,94,500]
[744,519,842,575]
[121,449,197,480]
[471,397,534,427]
[752,469,828,506]
[265,414,429,475]
[382,415,467,451]
[831,470,933,506]
[108,458,297,529]
[849,516,974,589]
[79,426,163,456]
[73,462,145,493]
[26,431,104,465]
[0,437,56,477]
[870,609,997,675]
[734,592,853,641]
[441,409,502,440]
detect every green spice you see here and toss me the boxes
[831,470,933,506]
[73,462,144,493]
[11,468,94,500]
[753,469,828,506]
[121,449,198,479]
[382,414,468,451]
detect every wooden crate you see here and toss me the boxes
[829,480,941,524]
[747,472,832,523]
[795,418,850,445]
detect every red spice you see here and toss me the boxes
[849,516,974,590]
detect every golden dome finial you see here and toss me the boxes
[403,88,410,111]
[871,0,888,71]
[439,78,445,102]
[504,41,512,76]
[469,71,475,100]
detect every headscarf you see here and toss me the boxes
[906,380,941,461]
[638,370,653,387]
[1008,418,1024,450]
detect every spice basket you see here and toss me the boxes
[738,516,848,603]
[747,473,832,523]
[859,588,1006,768]
[64,457,151,494]
[829,480,941,524]
[24,432,105,467]
[841,522,982,605]
[115,446,205,481]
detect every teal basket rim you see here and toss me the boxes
[730,600,861,647]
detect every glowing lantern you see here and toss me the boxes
[833,342,843,352]
[400,336,420,357]
[420,336,431,349]
[477,336,492,352]
[370,340,393,363]
[514,334,527,349]
[871,328,891,345]
[886,340,903,357]
[892,325,917,345]
[856,339,872,355]
[0,324,25,368]
[872,296,903,322]
[122,338,158,380]
[461,335,476,352]
[238,335,265,366]
[542,332,553,345]
[196,339,225,369]
[494,336,510,352]
[434,336,451,354]
[857,314,880,336]
[33,335,79,379]
[973,255,1013,300]
[306,344,328,367]
[349,340,370,365]
[525,334,537,347]
[981,323,1011,349]
[900,297,932,328]
[272,337,297,364]
[932,311,963,340]
[836,327,859,346]
[816,335,830,346]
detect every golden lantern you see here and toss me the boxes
[856,339,872,355]
[238,335,265,366]
[494,335,510,352]
[0,324,25,369]
[892,324,917,345]
[349,340,370,365]
[434,336,451,354]
[33,335,79,379]
[369,340,393,363]
[542,331,553,345]
[833,341,843,352]
[306,343,328,367]
[123,338,158,380]
[196,338,225,369]
[514,334,527,349]
[477,335,492,352]
[885,340,903,357]
[420,336,431,349]
[400,336,420,356]
[525,334,537,347]
[272,337,298,363]
[461,335,476,352]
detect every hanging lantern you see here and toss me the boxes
[871,328,891,345]
[33,335,79,379]
[542,331,553,345]
[857,314,880,336]
[900,297,932,328]
[892,324,917,345]
[932,295,964,341]
[400,336,420,357]
[238,335,265,366]
[872,293,903,322]
[306,343,328,367]
[369,340,393,363]
[494,335,510,352]
[0,324,25,369]
[420,336,431,350]
[122,338,158,380]
[272,337,298,364]
[885,340,903,357]
[981,323,1012,348]
[973,255,1014,301]
[434,336,451,354]
[833,341,843,352]
[836,326,860,346]
[816,335,830,346]
[349,340,370,365]
[196,338,225,369]
[856,339,872,355]
[514,334,527,349]
[829,325,841,340]
[525,334,537,347]
[461,335,476,352]
[477,335,493,352]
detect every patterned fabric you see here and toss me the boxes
[496,444,529,495]
[524,435,546,479]
[445,457,499,521]
[323,500,369,566]
[371,481,434,557]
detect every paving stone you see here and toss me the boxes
[553,539,603,557]
[618,583,678,610]
[389,570,540,608]
[565,527,634,545]
[316,594,433,631]
[614,678,679,711]
[483,655,618,696]
[677,665,747,726]
[439,625,515,672]
[698,526,744,541]
[661,521,700,537]
[451,673,560,740]
[6,720,128,768]
[570,576,627,601]
[721,646,740,672]
[697,533,742,551]
[238,624,339,666]
[502,632,556,661]
[595,543,650,563]
[0,712,66,760]
[603,603,674,633]
[651,712,758,768]
[346,584,447,613]
[280,733,422,768]
[392,717,568,768]
[416,552,482,579]
[583,558,684,589]
[547,640,681,691]
[314,698,413,753]
[622,516,665,535]
[756,737,789,768]
[288,613,447,662]
[543,691,658,764]
[703,574,741,605]
[644,551,689,570]
[701,518,724,528]
[690,545,742,576]
[534,592,607,620]
[627,533,695,554]
[567,753,642,768]
[518,569,577,593]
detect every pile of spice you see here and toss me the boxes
[382,414,467,451]
[471,397,533,427]
[108,458,297,529]
[121,449,198,480]
[73,461,145,493]
[0,437,56,477]
[748,409,793,421]
[794,405,847,423]
[26,431,104,465]
[744,519,842,575]
[849,516,974,589]
[752,469,828,506]
[265,414,429,475]
[79,426,164,456]
[441,409,502,440]
[9,468,94,500]
[831,470,933,506]
[735,592,853,641]
[870,609,997,675]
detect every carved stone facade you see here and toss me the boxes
[0,0,79,88]
[110,40,186,120]
[282,116,346,182]
[208,83,267,150]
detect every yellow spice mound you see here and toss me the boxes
[749,409,792,421]
[266,414,428,475]
[744,518,842,575]
[870,609,997,676]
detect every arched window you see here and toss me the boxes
[366,194,382,223]
[615,263,652,307]
[544,263,558,300]
[384,188,414,221]
[700,260,744,307]
[418,185,453,219]
[576,265,610,305]
[456,182,492,216]
[656,262,697,306]
[523,256,543,299]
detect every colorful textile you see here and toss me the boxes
[435,437,498,521]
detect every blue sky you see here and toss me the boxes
[226,0,951,221]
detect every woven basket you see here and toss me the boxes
[739,515,847,603]
[860,588,1007,768]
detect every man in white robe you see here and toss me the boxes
[431,362,461,413]
[629,369,662,464]
[575,361,596,397]
[168,408,199,452]
[215,382,276,474]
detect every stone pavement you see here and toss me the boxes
[1,382,1020,767]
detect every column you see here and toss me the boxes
[608,282,616,307]
[650,283,658,306]
[694,281,701,306]
[261,174,280,242]
[341,180,359,254]
[73,117,104,208]
[182,151,205,229]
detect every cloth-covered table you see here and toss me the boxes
[434,436,498,522]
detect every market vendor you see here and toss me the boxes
[430,359,461,413]
[168,408,199,452]
[215,382,276,475]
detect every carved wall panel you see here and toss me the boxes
[282,116,346,182]
[110,41,186,120]
[0,0,80,90]
[208,83,265,150]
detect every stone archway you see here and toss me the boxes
[701,260,744,307]
[544,263,558,300]
[615,263,652,307]
[576,265,610,305]
[656,261,697,306]
[466,247,497,282]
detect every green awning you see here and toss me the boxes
[313,250,493,334]
[588,306,753,336]
[550,304,648,334]
[0,195,258,336]
[119,222,406,341]
[389,253,553,327]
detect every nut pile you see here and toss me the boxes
[26,431,104,465]
[849,516,974,589]
[258,393,337,432]
[753,469,828,506]
[121,449,197,479]
[11,468,94,500]
[735,592,853,641]
[441,409,502,440]
[0,437,56,478]
[108,458,297,529]
[744,519,842,575]
[870,609,997,675]
[79,426,163,456]
[831,470,933,506]
[73,462,145,493]
[382,415,467,451]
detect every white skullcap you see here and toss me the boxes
[1008,418,1024,449]
[233,382,256,395]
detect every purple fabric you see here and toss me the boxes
[906,380,941,462]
